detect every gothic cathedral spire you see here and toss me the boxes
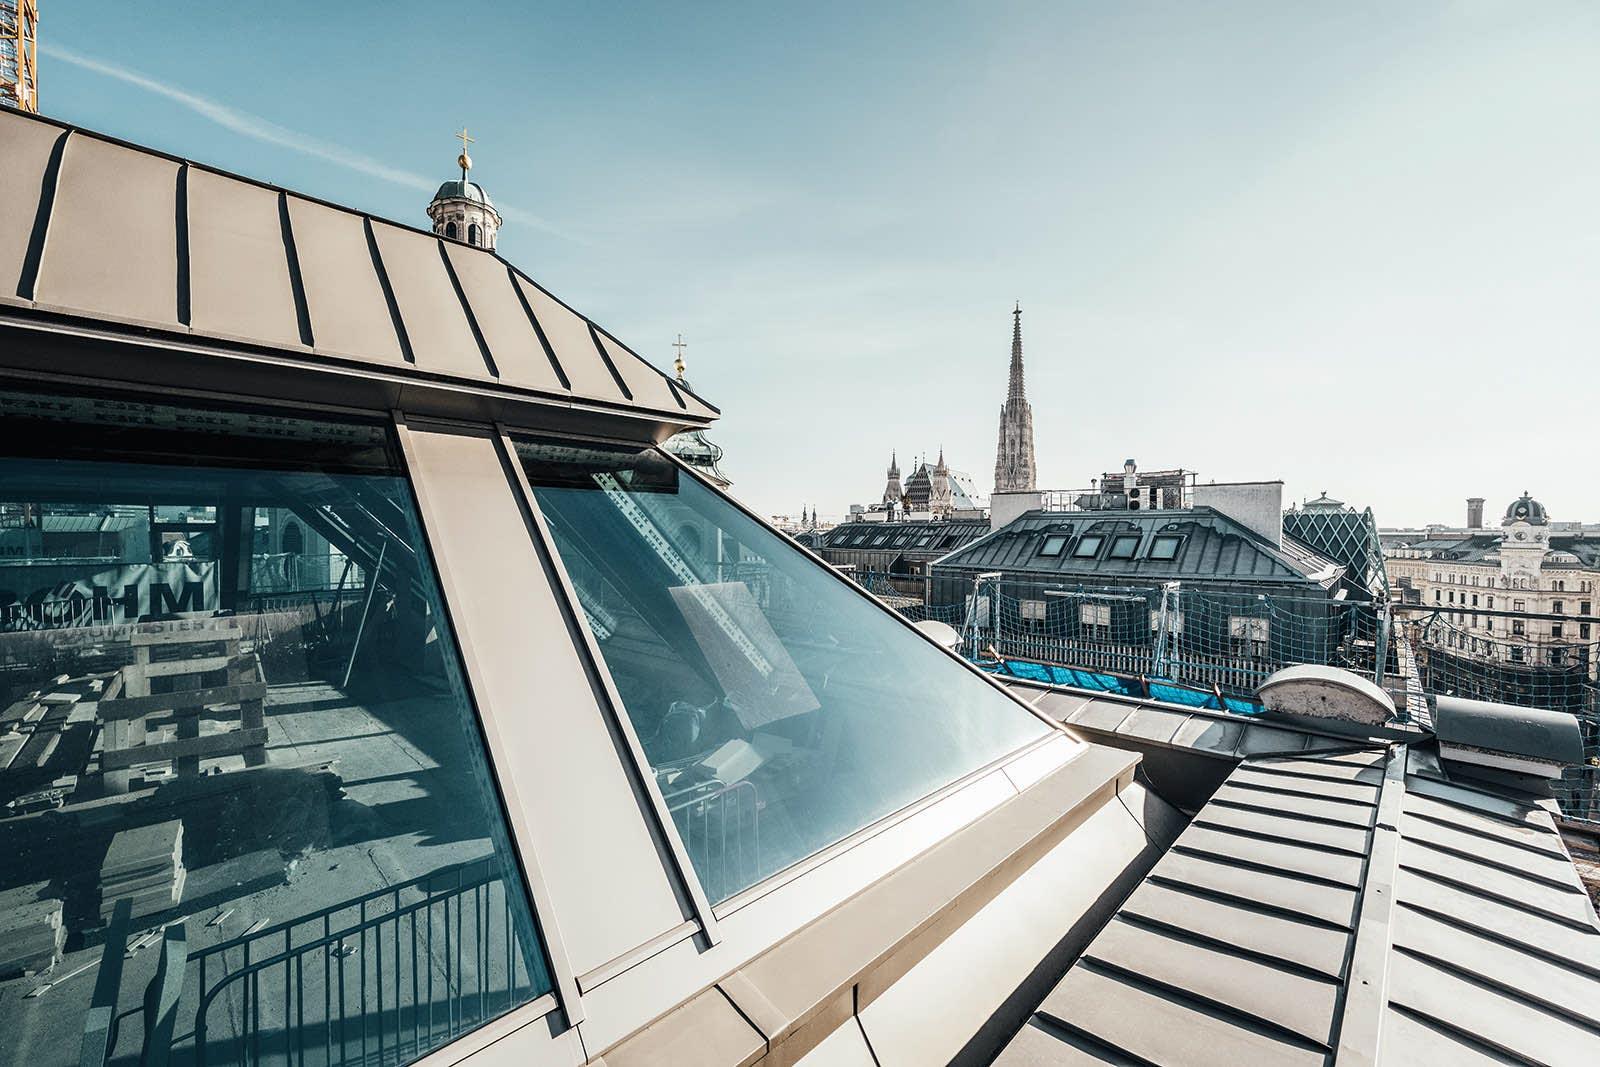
[993,303,1038,492]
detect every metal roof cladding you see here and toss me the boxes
[0,108,715,433]
[994,743,1600,1066]
[937,507,1346,588]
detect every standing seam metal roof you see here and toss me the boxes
[995,744,1600,1066]
[934,508,1344,588]
[0,109,716,426]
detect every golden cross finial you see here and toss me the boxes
[672,334,687,380]
[456,127,475,154]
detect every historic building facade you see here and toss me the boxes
[993,303,1037,493]
[1385,494,1600,667]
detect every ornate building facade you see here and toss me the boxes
[1384,493,1600,668]
[993,304,1037,492]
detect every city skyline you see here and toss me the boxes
[28,1,1600,527]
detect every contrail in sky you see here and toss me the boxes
[42,43,562,235]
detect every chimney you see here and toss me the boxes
[1467,497,1485,529]
[1191,480,1284,548]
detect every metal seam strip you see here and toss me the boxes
[436,240,499,378]
[390,411,586,1028]
[506,265,571,390]
[494,424,722,947]
[1331,745,1407,1066]
[16,127,67,300]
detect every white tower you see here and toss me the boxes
[427,128,502,250]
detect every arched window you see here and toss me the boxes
[468,223,479,246]
[282,522,303,555]
[445,221,457,239]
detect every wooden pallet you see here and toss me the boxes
[98,620,267,794]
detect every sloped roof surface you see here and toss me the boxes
[822,517,990,554]
[0,109,714,425]
[995,745,1600,1066]
[935,508,1343,588]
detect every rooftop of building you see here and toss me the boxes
[430,178,496,210]
[0,107,714,442]
[822,515,991,553]
[935,507,1346,589]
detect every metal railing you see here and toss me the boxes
[664,778,760,905]
[103,857,547,1067]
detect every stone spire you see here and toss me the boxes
[930,446,952,517]
[993,304,1038,492]
[882,451,904,511]
[1007,302,1025,401]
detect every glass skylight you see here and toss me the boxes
[1108,534,1141,560]
[515,442,1048,903]
[1149,534,1184,561]
[1071,535,1105,559]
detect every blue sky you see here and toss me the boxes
[34,1,1600,526]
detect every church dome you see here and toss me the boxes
[1504,492,1548,526]
[431,179,495,210]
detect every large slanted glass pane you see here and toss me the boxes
[515,440,1048,903]
[0,389,550,1067]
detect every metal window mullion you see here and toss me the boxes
[389,412,587,1028]
[494,425,723,947]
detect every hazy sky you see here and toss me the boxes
[33,2,1600,527]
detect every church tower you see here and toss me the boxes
[882,452,903,511]
[993,303,1038,492]
[427,129,502,250]
[930,447,953,518]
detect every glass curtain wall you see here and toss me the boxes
[0,389,549,1067]
[516,440,1048,903]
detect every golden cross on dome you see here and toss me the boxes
[456,128,475,154]
[672,334,687,380]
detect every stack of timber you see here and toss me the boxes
[99,819,187,922]
[0,882,65,978]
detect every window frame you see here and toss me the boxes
[1038,533,1069,557]
[502,434,1065,928]
[1071,534,1105,559]
[0,387,580,1058]
[1147,534,1183,561]
[1107,534,1141,560]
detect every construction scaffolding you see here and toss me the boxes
[0,0,38,113]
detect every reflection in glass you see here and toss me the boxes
[0,390,548,1067]
[516,441,1047,903]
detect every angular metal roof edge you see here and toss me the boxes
[0,108,717,432]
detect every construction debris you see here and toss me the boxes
[99,819,187,923]
[0,882,65,979]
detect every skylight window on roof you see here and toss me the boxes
[915,534,934,547]
[1071,535,1104,559]
[1148,534,1183,561]
[1108,535,1141,560]
[1039,534,1068,557]
[0,388,552,1067]
[871,532,889,546]
[516,440,1048,903]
